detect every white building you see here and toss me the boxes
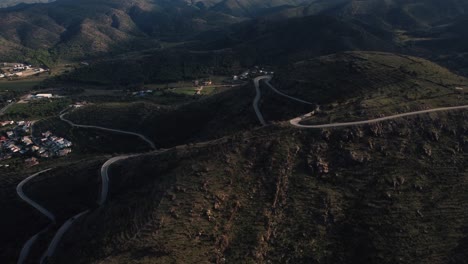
[36,94,53,98]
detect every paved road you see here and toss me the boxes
[40,210,90,264]
[263,79,314,105]
[21,109,164,262]
[252,75,314,125]
[16,169,54,264]
[60,113,156,150]
[17,226,51,264]
[98,155,136,205]
[0,101,15,115]
[17,169,55,222]
[252,76,272,126]
[38,154,138,264]
[39,111,159,262]
[255,75,468,128]
[290,105,468,128]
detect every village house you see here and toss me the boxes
[35,93,53,99]
[0,124,73,164]
[25,157,39,167]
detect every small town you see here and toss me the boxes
[0,120,72,168]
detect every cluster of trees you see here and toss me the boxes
[54,50,244,88]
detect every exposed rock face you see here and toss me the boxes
[347,150,369,163]
[422,144,433,157]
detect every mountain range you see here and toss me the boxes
[0,0,467,65]
[0,0,53,8]
[1,1,468,264]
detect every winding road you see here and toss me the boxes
[16,169,54,264]
[17,111,157,264]
[263,78,314,105]
[17,75,468,263]
[16,169,55,222]
[253,75,468,128]
[290,105,468,128]
[38,111,157,263]
[40,209,90,263]
[253,76,270,126]
[39,154,137,263]
[98,155,137,205]
[60,112,156,150]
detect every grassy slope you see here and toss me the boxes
[63,52,468,141]
[65,84,260,148]
[270,51,468,123]
[2,51,468,263]
[50,111,468,264]
[0,156,106,263]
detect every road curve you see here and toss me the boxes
[99,155,136,205]
[17,169,55,222]
[252,75,314,126]
[263,79,314,105]
[39,154,137,263]
[253,75,468,128]
[17,226,50,264]
[40,209,90,263]
[253,76,271,126]
[291,105,468,128]
[40,111,158,262]
[60,113,156,150]
[17,169,54,264]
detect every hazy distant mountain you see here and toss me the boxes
[328,0,468,29]
[194,14,396,64]
[0,0,327,60]
[1,0,468,62]
[0,0,244,60]
[0,0,54,8]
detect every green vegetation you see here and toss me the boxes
[171,86,217,96]
[0,78,45,92]
[47,111,468,264]
[0,0,54,8]
[4,98,70,119]
[54,51,241,87]
[269,52,468,124]
[33,117,151,154]
[1,50,468,264]
[64,83,259,148]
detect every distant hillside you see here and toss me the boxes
[271,51,467,123]
[0,0,327,61]
[0,0,243,60]
[329,0,468,30]
[194,14,397,64]
[210,0,313,17]
[52,15,398,88]
[0,0,53,8]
